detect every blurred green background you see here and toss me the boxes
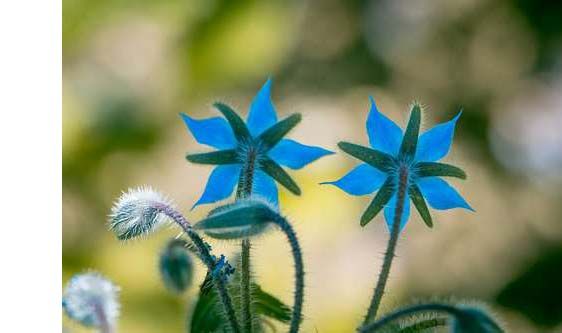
[63,0,562,332]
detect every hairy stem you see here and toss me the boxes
[273,216,304,333]
[157,204,241,333]
[94,303,114,333]
[236,147,257,333]
[362,167,409,325]
[399,317,447,333]
[358,303,462,333]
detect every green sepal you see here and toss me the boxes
[399,103,421,158]
[260,157,301,195]
[195,200,278,240]
[361,177,394,226]
[258,113,302,150]
[186,149,238,165]
[415,162,466,179]
[338,142,395,173]
[408,184,433,228]
[213,102,250,141]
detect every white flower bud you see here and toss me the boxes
[109,186,172,240]
[62,272,120,328]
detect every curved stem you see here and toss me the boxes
[358,303,461,333]
[157,204,241,333]
[362,167,409,325]
[272,216,304,333]
[236,147,257,333]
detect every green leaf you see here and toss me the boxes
[186,149,239,165]
[258,113,301,149]
[338,142,395,172]
[214,102,250,141]
[361,177,394,226]
[399,103,421,158]
[415,162,466,179]
[408,184,433,228]
[189,290,223,333]
[260,157,301,195]
[253,283,292,324]
[195,200,278,239]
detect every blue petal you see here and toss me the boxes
[384,192,411,232]
[321,164,387,196]
[416,177,473,211]
[181,113,237,149]
[247,79,278,136]
[367,96,403,155]
[415,112,461,162]
[193,165,241,207]
[268,139,333,170]
[252,170,279,206]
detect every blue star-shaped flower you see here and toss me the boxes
[182,79,333,207]
[323,97,473,231]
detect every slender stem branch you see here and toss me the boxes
[272,216,304,333]
[94,303,114,333]
[362,167,409,325]
[399,317,447,333]
[157,204,241,333]
[358,303,461,333]
[236,146,257,333]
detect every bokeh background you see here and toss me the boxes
[63,0,562,332]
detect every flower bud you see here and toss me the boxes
[62,272,120,328]
[195,199,279,240]
[109,186,172,240]
[452,306,503,333]
[159,239,194,294]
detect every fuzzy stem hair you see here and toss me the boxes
[155,204,241,333]
[236,146,258,333]
[362,166,409,325]
[271,215,304,333]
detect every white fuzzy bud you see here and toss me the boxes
[62,272,120,328]
[109,186,172,240]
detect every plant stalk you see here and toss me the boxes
[273,216,304,333]
[362,167,409,325]
[236,147,257,333]
[157,204,241,333]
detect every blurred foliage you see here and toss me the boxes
[497,246,562,328]
[63,0,562,331]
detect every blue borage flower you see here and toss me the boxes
[323,97,473,231]
[182,79,333,207]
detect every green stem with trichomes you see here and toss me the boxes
[272,215,304,333]
[157,204,241,333]
[236,146,257,333]
[362,166,409,325]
